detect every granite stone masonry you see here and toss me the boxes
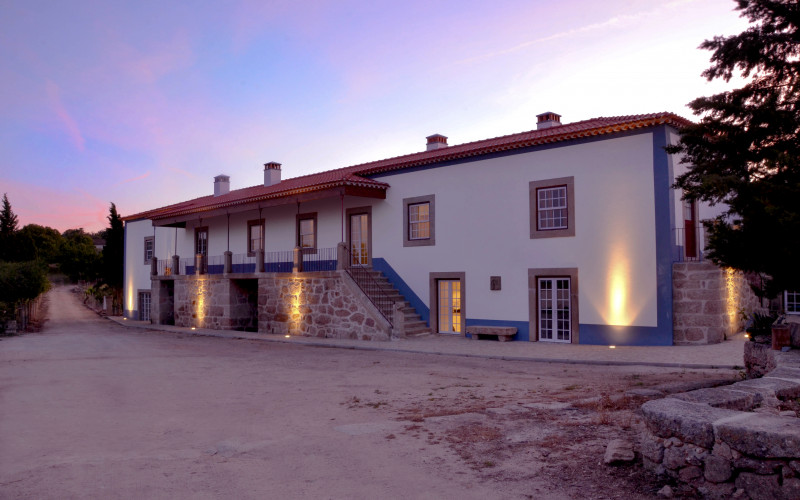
[161,272,391,340]
[640,349,800,499]
[673,262,764,345]
[257,272,390,340]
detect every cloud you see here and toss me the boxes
[115,171,151,186]
[45,80,85,151]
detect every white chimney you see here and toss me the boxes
[536,112,562,130]
[214,174,230,196]
[426,134,448,151]
[264,162,281,187]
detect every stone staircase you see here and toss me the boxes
[361,269,430,337]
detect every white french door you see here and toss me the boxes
[437,279,462,334]
[139,292,151,322]
[538,277,571,342]
[349,213,369,266]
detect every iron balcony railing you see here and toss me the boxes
[343,245,394,326]
[166,247,337,275]
[672,225,706,262]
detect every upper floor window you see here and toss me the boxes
[537,186,568,230]
[144,236,154,264]
[530,177,575,239]
[297,213,317,251]
[247,219,264,255]
[403,194,435,247]
[409,203,430,240]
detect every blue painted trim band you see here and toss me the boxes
[372,257,430,324]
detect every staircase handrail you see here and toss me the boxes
[342,246,395,326]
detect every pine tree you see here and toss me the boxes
[0,193,19,261]
[668,0,800,296]
[101,203,124,289]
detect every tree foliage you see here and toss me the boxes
[0,261,50,304]
[101,203,124,289]
[59,229,101,282]
[668,0,800,296]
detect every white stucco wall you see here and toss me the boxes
[370,131,659,328]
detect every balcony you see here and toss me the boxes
[152,247,337,277]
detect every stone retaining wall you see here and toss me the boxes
[640,350,800,499]
[673,262,764,345]
[258,272,390,340]
[159,271,390,341]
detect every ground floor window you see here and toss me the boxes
[429,272,465,336]
[786,291,800,314]
[139,291,151,322]
[538,277,571,342]
[529,267,578,343]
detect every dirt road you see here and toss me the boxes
[0,286,737,499]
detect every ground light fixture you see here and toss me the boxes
[609,345,616,349]
[285,335,290,338]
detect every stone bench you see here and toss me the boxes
[466,326,517,342]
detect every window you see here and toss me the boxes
[409,203,430,239]
[195,227,208,256]
[530,177,575,239]
[528,267,579,343]
[144,237,154,264]
[247,219,264,255]
[786,291,800,314]
[537,186,568,230]
[296,213,317,251]
[403,194,435,247]
[139,291,151,322]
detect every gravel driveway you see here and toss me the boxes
[0,286,737,499]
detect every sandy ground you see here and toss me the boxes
[0,286,739,499]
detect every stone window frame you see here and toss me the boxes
[530,176,575,239]
[403,194,435,247]
[247,218,265,256]
[429,271,466,337]
[143,236,154,265]
[528,267,579,343]
[346,206,372,267]
[296,212,317,254]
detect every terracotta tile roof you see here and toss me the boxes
[124,112,690,222]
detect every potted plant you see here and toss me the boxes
[772,314,791,351]
[746,312,777,344]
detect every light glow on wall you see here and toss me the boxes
[606,246,633,326]
[289,278,304,336]
[194,277,208,328]
[725,268,740,333]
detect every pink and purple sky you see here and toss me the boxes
[1,0,748,232]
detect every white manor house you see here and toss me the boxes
[123,111,757,346]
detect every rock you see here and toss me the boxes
[704,454,732,483]
[716,412,800,458]
[604,439,635,465]
[642,398,740,448]
[640,430,665,463]
[663,446,686,470]
[678,465,701,481]
[626,388,664,397]
[735,472,781,500]
[656,485,673,498]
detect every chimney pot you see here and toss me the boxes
[426,134,448,151]
[536,112,562,130]
[214,174,230,197]
[264,162,282,187]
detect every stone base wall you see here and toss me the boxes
[258,272,390,341]
[640,350,800,499]
[673,262,765,345]
[161,272,391,340]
